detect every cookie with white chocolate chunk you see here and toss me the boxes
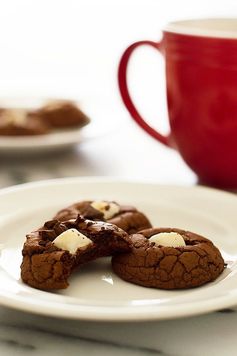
[54,200,152,234]
[21,215,131,290]
[112,227,225,289]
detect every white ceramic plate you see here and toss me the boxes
[0,97,117,155]
[0,177,236,321]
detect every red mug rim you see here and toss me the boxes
[164,18,237,39]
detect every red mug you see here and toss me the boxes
[118,19,237,189]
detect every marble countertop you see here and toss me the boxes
[0,306,236,356]
[0,119,237,356]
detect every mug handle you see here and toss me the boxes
[118,40,171,147]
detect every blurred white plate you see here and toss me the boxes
[0,97,119,155]
[0,128,84,154]
[0,177,236,321]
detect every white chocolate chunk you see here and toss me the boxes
[149,232,186,248]
[53,228,92,254]
[1,109,28,126]
[91,201,120,220]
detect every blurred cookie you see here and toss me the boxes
[112,227,224,289]
[21,215,131,290]
[0,109,49,136]
[54,200,152,234]
[36,100,90,128]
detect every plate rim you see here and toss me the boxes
[0,127,83,149]
[0,175,236,198]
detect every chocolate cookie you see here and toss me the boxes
[21,215,131,290]
[54,200,152,234]
[112,227,225,289]
[36,100,90,128]
[0,109,50,136]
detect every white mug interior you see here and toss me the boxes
[165,18,237,38]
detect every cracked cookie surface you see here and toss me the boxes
[54,200,152,234]
[21,215,130,290]
[112,227,225,289]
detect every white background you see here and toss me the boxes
[0,0,236,109]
